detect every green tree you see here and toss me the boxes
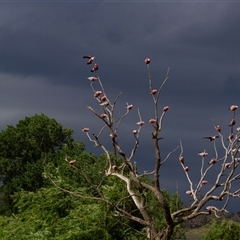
[0,114,73,214]
[203,220,240,240]
[47,148,186,239]
[0,186,145,239]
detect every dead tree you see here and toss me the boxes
[49,57,240,240]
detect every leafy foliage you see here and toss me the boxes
[202,219,240,240]
[0,186,146,240]
[46,145,187,239]
[0,113,187,239]
[46,143,109,193]
[0,114,73,214]
[0,187,112,240]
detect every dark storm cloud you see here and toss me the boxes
[0,3,102,83]
[0,2,240,212]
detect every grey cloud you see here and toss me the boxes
[0,2,240,212]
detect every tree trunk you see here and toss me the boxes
[147,225,174,240]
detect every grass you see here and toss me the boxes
[185,227,206,240]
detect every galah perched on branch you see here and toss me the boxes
[229,119,236,127]
[229,105,238,111]
[132,129,138,135]
[208,158,217,165]
[100,95,109,106]
[94,91,102,98]
[109,132,117,138]
[145,58,151,64]
[228,133,234,140]
[232,148,240,154]
[203,136,219,141]
[179,156,184,164]
[163,106,169,112]
[206,206,218,213]
[69,160,76,165]
[185,190,193,195]
[151,89,157,95]
[91,63,99,72]
[235,158,240,163]
[126,103,133,110]
[223,162,232,170]
[101,95,107,102]
[82,128,89,132]
[149,119,157,124]
[88,76,97,81]
[215,125,221,132]
[100,113,107,119]
[198,150,208,157]
[83,55,95,64]
[112,165,118,172]
[201,180,208,185]
[136,121,145,126]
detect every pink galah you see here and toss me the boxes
[101,95,107,102]
[132,129,138,135]
[198,151,208,157]
[110,132,117,138]
[91,63,98,72]
[203,136,219,141]
[149,119,157,124]
[163,106,169,112]
[209,158,217,165]
[69,160,76,165]
[229,105,238,111]
[82,128,89,132]
[184,166,189,172]
[185,190,193,195]
[151,89,157,95]
[137,121,145,126]
[215,125,221,132]
[145,58,151,64]
[206,206,213,211]
[223,162,231,169]
[88,76,98,81]
[235,158,240,162]
[100,113,107,119]
[83,55,95,64]
[112,165,118,171]
[232,148,240,154]
[206,206,217,212]
[126,103,133,110]
[201,180,208,185]
[94,91,102,98]
[228,133,234,140]
[179,156,184,164]
[229,119,236,127]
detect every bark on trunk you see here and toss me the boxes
[147,225,175,240]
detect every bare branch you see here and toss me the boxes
[161,146,179,165]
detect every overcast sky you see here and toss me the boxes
[1,1,240,212]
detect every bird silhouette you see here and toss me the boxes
[83,55,95,64]
[203,136,219,141]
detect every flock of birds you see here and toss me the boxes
[182,104,239,200]
[82,54,239,155]
[81,55,239,213]
[83,55,98,72]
